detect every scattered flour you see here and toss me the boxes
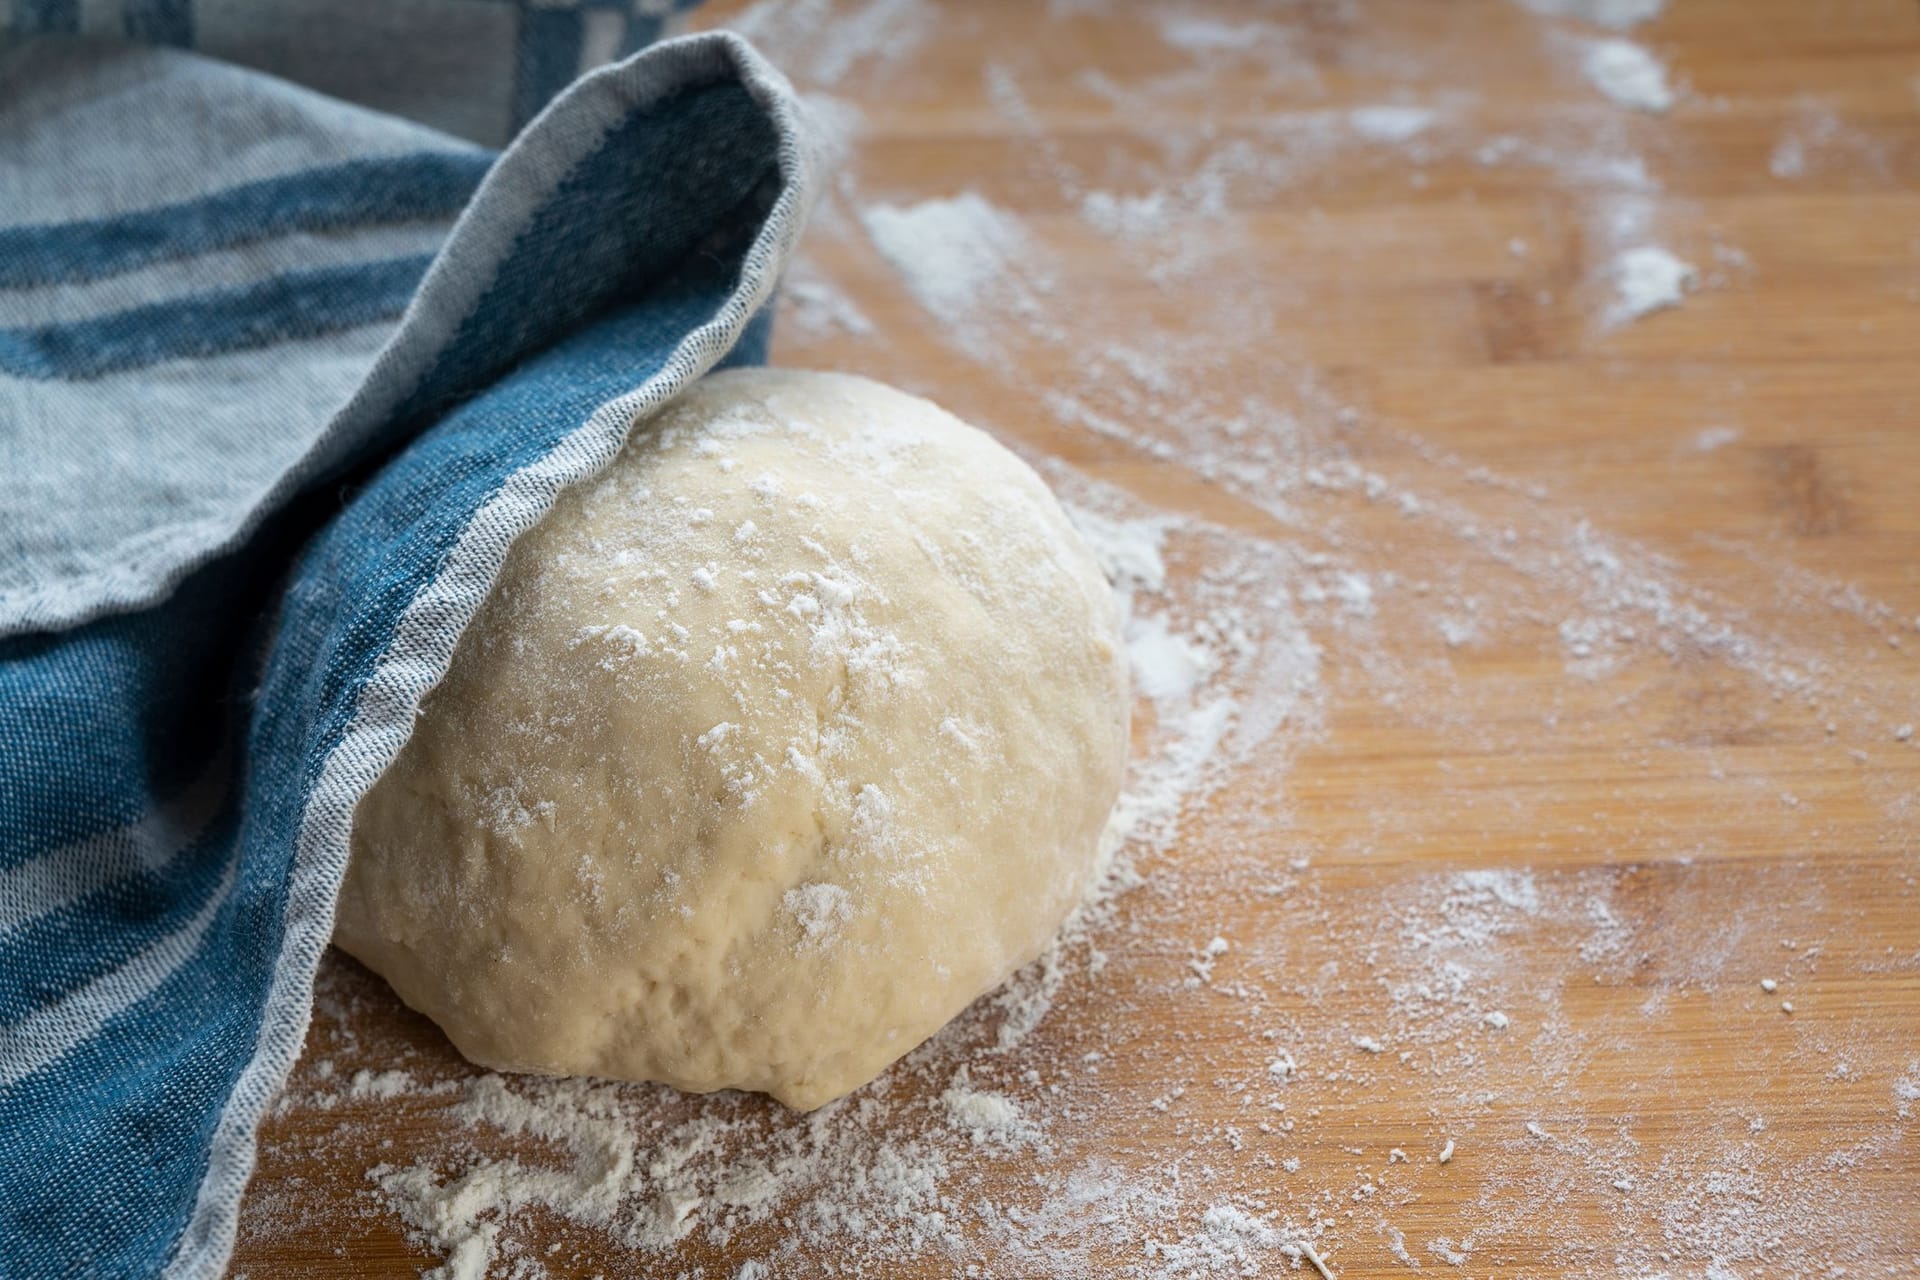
[860,191,1022,317]
[1456,869,1542,915]
[1607,245,1697,323]
[1768,97,1892,181]
[859,191,1041,351]
[1144,1204,1312,1279]
[728,0,933,85]
[1519,0,1665,28]
[1079,188,1178,241]
[1581,39,1675,113]
[1126,614,1213,703]
[348,1069,414,1101]
[1067,508,1172,596]
[780,267,875,340]
[1157,16,1289,60]
[941,1077,1039,1148]
[1895,1066,1919,1119]
[1347,104,1437,143]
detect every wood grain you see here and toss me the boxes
[231,2,1920,1276]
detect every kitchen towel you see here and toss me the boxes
[0,23,819,1279]
[0,0,708,145]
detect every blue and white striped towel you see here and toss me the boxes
[0,20,820,1278]
[3,0,709,145]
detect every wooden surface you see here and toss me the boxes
[232,2,1920,1276]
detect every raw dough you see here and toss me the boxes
[336,368,1130,1109]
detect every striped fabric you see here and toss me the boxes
[0,25,818,1280]
[0,0,710,144]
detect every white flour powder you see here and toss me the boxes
[1607,245,1697,323]
[859,192,1036,351]
[1346,105,1437,143]
[1519,0,1665,28]
[1581,38,1675,113]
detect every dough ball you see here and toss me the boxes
[336,368,1130,1109]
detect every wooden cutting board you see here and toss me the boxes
[230,2,1920,1276]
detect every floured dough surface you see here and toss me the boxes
[336,368,1130,1109]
